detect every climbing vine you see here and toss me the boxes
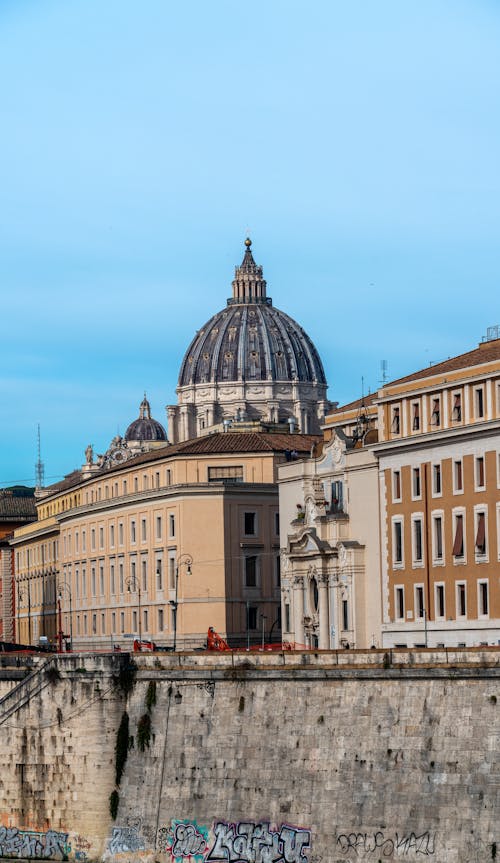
[115,711,130,785]
[137,713,152,752]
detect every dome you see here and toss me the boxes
[125,396,167,442]
[168,240,330,442]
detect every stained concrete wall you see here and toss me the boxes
[0,650,499,863]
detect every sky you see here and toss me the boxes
[1,0,499,487]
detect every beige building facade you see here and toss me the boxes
[11,432,318,650]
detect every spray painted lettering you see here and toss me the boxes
[335,831,435,857]
[108,826,147,855]
[164,820,209,861]
[0,827,70,860]
[206,822,311,863]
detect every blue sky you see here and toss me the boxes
[1,0,499,486]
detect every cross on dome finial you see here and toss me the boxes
[231,238,268,303]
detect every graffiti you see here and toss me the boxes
[197,681,216,699]
[0,827,70,860]
[75,852,87,862]
[165,820,209,861]
[74,835,91,851]
[335,831,435,857]
[206,822,311,863]
[108,826,147,855]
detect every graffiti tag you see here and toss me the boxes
[108,826,147,855]
[167,821,208,861]
[336,831,435,857]
[206,822,311,863]
[0,827,70,860]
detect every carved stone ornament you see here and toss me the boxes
[332,436,343,465]
[337,542,347,569]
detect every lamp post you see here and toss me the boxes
[170,554,192,651]
[57,581,73,651]
[17,583,31,646]
[260,613,267,650]
[126,574,142,644]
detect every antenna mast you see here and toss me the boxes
[380,359,388,386]
[35,424,45,489]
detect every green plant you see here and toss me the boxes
[113,661,137,697]
[490,695,497,705]
[109,790,119,820]
[317,715,324,724]
[238,696,245,713]
[491,841,497,859]
[145,681,157,713]
[137,713,152,752]
[45,665,61,684]
[383,652,391,669]
[115,712,130,785]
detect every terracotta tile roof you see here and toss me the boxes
[41,433,321,496]
[0,490,37,521]
[387,339,500,388]
[328,392,378,414]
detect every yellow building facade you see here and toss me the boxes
[11,432,317,649]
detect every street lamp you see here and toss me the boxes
[260,613,267,651]
[126,574,142,644]
[170,554,192,652]
[17,582,31,646]
[57,581,73,651]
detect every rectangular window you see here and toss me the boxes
[131,520,136,543]
[244,512,256,535]
[141,518,147,541]
[111,612,116,633]
[331,480,343,512]
[75,532,79,553]
[110,563,115,595]
[82,530,86,552]
[143,609,148,631]
[342,599,349,630]
[166,469,172,485]
[395,587,404,621]
[155,472,160,489]
[120,611,125,633]
[141,558,147,592]
[110,524,115,547]
[118,523,124,546]
[412,467,421,498]
[479,581,489,616]
[433,463,441,495]
[168,555,175,590]
[158,608,164,631]
[132,610,138,631]
[275,554,281,588]
[413,518,423,563]
[412,401,420,431]
[208,465,244,482]
[247,606,258,630]
[101,612,105,634]
[475,387,485,419]
[415,586,425,620]
[119,562,124,594]
[454,460,463,492]
[91,566,96,596]
[434,516,443,561]
[393,470,401,501]
[143,474,148,490]
[393,520,403,565]
[84,614,88,635]
[99,564,104,595]
[456,583,466,618]
[436,584,445,618]
[476,456,485,489]
[431,397,440,426]
[391,406,400,434]
[134,477,138,492]
[452,392,462,422]
[285,603,290,633]
[123,480,127,495]
[99,527,104,549]
[82,567,87,596]
[156,559,163,591]
[91,529,96,550]
[169,514,175,537]
[453,514,464,558]
[274,512,280,535]
[92,613,97,634]
[75,569,80,599]
[245,555,257,587]
[476,511,486,556]
[156,516,162,539]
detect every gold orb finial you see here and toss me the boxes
[245,237,252,248]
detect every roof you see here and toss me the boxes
[0,489,37,521]
[40,433,321,498]
[330,392,378,414]
[387,338,500,388]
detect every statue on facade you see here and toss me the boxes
[85,444,94,465]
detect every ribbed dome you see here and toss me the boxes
[125,396,167,442]
[178,240,326,388]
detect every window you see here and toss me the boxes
[331,480,343,513]
[91,566,96,596]
[92,613,97,634]
[75,569,80,599]
[433,515,443,562]
[141,558,147,591]
[110,563,115,595]
[391,406,400,435]
[274,512,280,536]
[119,562,124,594]
[244,555,257,587]
[91,529,96,550]
[82,530,86,552]
[395,587,405,621]
[118,523,124,546]
[111,612,116,633]
[435,584,445,618]
[156,516,162,539]
[456,583,467,618]
[168,554,176,590]
[478,581,489,616]
[208,465,244,482]
[432,463,442,495]
[452,392,462,422]
[82,567,87,596]
[155,472,160,489]
[99,564,104,595]
[123,480,127,495]
[143,474,148,490]
[415,586,425,620]
[110,524,115,547]
[412,468,421,499]
[166,469,172,485]
[120,611,125,633]
[158,608,164,631]
[132,611,138,631]
[431,397,440,426]
[475,456,485,489]
[453,460,463,493]
[393,520,403,566]
[130,520,136,543]
[134,477,138,492]
[143,609,148,631]
[244,512,256,535]
[452,514,464,559]
[141,518,147,541]
[475,511,487,556]
[84,614,88,635]
[75,531,79,553]
[412,401,420,431]
[413,518,423,564]
[101,613,105,634]
[247,606,258,630]
[342,599,349,631]
[275,554,281,588]
[475,387,485,419]
[99,527,104,549]
[168,514,175,537]
[393,471,401,502]
[156,558,163,590]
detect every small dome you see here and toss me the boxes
[125,396,167,442]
